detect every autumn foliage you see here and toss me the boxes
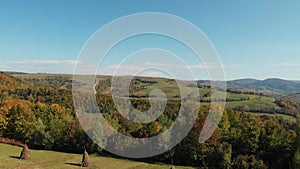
[0,137,24,147]
[0,72,299,168]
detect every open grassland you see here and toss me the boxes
[0,144,194,169]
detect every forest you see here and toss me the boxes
[1,72,300,169]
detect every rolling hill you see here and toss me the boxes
[229,78,300,97]
[5,72,300,118]
[0,72,33,89]
[9,72,300,99]
[284,93,300,103]
[0,72,299,168]
[197,78,300,101]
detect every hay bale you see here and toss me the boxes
[81,149,90,167]
[19,144,30,160]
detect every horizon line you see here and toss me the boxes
[1,70,299,82]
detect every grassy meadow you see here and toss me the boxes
[0,144,194,169]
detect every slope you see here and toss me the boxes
[0,143,193,169]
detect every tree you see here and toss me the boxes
[232,155,267,169]
[259,118,296,168]
[226,111,262,156]
[4,101,36,141]
[293,116,300,168]
[217,142,232,169]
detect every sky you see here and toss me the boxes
[0,0,300,80]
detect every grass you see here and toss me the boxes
[133,78,181,98]
[131,79,282,114]
[225,98,280,111]
[0,143,194,169]
[253,112,296,121]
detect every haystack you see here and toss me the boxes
[81,148,90,167]
[19,143,30,160]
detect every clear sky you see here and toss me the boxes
[0,0,299,80]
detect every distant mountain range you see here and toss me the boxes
[198,78,300,100]
[229,78,300,97]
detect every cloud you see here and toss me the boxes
[0,65,13,69]
[0,59,81,74]
[145,62,243,70]
[144,62,181,68]
[96,62,243,80]
[140,71,164,76]
[0,59,242,80]
[108,64,144,71]
[269,63,300,67]
[11,60,80,65]
[100,65,165,77]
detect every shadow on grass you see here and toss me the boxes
[65,162,81,167]
[9,156,20,159]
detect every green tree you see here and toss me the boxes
[259,118,296,168]
[293,116,300,168]
[227,111,262,156]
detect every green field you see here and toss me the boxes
[252,112,296,121]
[126,78,286,115]
[0,144,194,169]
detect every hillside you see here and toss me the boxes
[10,72,300,97]
[0,144,192,169]
[197,78,300,102]
[229,78,300,97]
[7,72,300,117]
[230,78,260,85]
[284,93,300,103]
[0,72,33,89]
[11,73,73,89]
[1,72,298,168]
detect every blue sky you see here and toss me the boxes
[0,0,300,80]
